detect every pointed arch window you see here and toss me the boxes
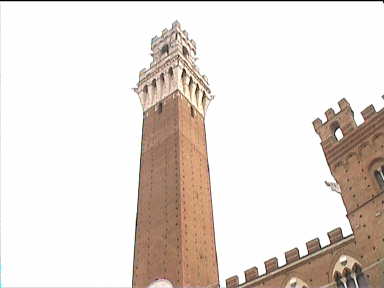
[354,266,369,288]
[285,277,309,288]
[161,44,169,56]
[333,256,370,288]
[182,46,189,58]
[168,67,174,78]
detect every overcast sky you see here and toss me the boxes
[1,2,384,288]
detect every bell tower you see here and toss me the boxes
[132,21,219,288]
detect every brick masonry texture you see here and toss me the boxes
[132,91,219,288]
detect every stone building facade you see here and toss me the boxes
[133,21,384,288]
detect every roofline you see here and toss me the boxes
[239,234,355,288]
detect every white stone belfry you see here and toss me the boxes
[134,20,214,116]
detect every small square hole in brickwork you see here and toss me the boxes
[334,128,343,141]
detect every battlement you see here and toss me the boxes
[151,20,196,51]
[313,96,384,158]
[225,227,354,288]
[138,20,205,84]
[148,20,197,67]
[312,98,357,153]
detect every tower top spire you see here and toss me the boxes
[135,21,213,117]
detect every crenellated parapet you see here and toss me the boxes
[134,21,213,117]
[312,96,384,166]
[312,98,357,153]
[225,227,354,288]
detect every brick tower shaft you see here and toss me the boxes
[133,21,219,288]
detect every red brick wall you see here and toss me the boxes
[132,91,219,288]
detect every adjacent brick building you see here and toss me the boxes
[133,21,384,288]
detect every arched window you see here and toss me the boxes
[354,265,369,288]
[344,269,357,288]
[160,73,165,85]
[374,166,384,190]
[181,69,187,81]
[285,277,309,288]
[333,256,370,288]
[161,44,169,55]
[334,272,344,288]
[182,46,189,58]
[168,67,174,78]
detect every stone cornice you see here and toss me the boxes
[138,53,210,94]
[178,55,211,94]
[137,52,178,85]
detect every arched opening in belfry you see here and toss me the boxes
[181,69,187,79]
[168,67,174,78]
[161,44,169,56]
[182,46,189,58]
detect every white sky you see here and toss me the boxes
[1,2,384,287]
